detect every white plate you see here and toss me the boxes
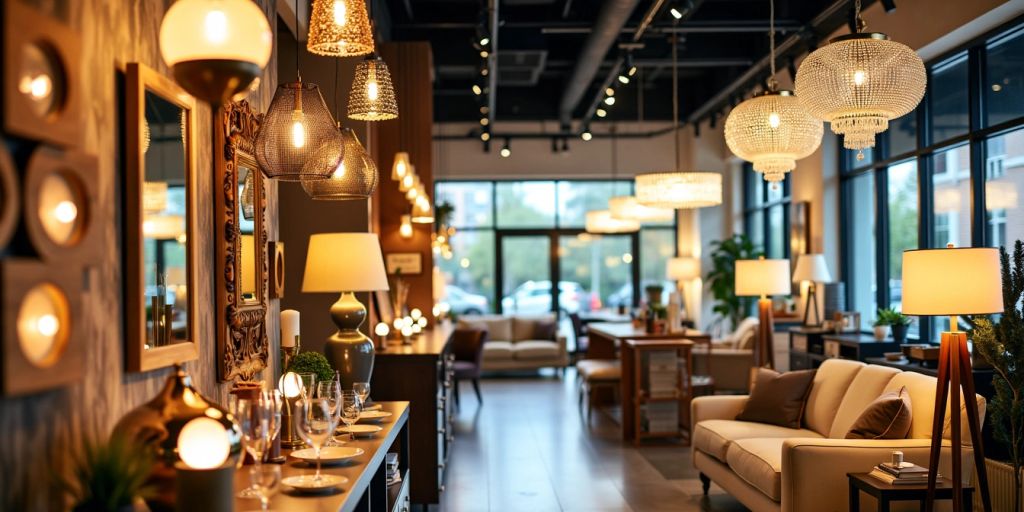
[362,403,382,411]
[358,410,393,422]
[291,446,364,465]
[282,474,348,491]
[337,424,383,436]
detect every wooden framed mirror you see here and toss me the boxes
[215,100,269,382]
[124,63,198,372]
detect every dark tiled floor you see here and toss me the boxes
[438,371,749,512]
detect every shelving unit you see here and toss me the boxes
[621,338,694,445]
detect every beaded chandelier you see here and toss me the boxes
[307,0,375,57]
[301,127,378,200]
[348,54,398,121]
[585,210,640,234]
[794,0,924,159]
[635,172,722,209]
[608,195,674,222]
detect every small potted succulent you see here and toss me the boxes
[888,310,913,344]
[63,434,154,512]
[872,308,894,340]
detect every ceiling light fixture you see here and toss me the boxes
[348,54,398,121]
[480,131,490,142]
[472,84,482,95]
[596,108,607,118]
[609,196,674,222]
[255,80,343,181]
[725,0,822,184]
[500,138,511,158]
[795,0,924,160]
[301,126,378,200]
[604,96,615,106]
[581,130,593,141]
[307,0,375,57]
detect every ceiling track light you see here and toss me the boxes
[581,130,593,141]
[604,96,615,106]
[596,108,607,118]
[500,138,511,158]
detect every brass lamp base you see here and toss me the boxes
[323,292,375,391]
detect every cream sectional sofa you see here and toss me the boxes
[458,314,568,373]
[691,359,985,512]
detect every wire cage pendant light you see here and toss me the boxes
[307,0,375,57]
[255,80,344,181]
[794,0,924,159]
[348,54,398,121]
[301,126,378,200]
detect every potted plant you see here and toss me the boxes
[889,310,913,344]
[63,434,154,512]
[872,308,895,340]
[707,234,762,333]
[286,351,336,383]
[973,240,1024,512]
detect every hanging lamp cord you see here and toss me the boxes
[767,0,777,91]
[672,30,680,172]
[294,0,302,81]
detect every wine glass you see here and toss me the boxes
[263,390,283,452]
[237,397,270,498]
[294,398,337,483]
[316,380,342,446]
[353,381,371,406]
[339,391,363,441]
[249,464,281,512]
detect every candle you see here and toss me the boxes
[281,309,300,347]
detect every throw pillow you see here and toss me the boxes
[532,320,557,341]
[846,386,913,440]
[736,368,816,428]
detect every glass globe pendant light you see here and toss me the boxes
[349,54,399,121]
[725,0,822,184]
[794,0,925,160]
[307,0,375,57]
[301,126,378,200]
[159,0,272,105]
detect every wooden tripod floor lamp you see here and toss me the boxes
[902,246,1003,512]
[735,257,791,369]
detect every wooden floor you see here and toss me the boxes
[437,371,749,512]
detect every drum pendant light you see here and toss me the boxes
[725,0,822,184]
[587,127,641,234]
[159,0,273,105]
[795,0,925,160]
[307,0,375,57]
[348,54,398,121]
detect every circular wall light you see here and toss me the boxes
[24,147,100,261]
[16,282,70,369]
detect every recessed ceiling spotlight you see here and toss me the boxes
[596,108,607,118]
[581,130,593,141]
[472,84,482,95]
[481,131,491,141]
[604,96,615,106]
[605,87,615,96]
[500,138,511,157]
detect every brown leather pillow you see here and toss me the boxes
[532,320,558,341]
[846,386,913,440]
[736,368,816,428]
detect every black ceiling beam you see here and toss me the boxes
[433,124,678,140]
[393,20,803,33]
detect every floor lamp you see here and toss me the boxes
[667,256,700,320]
[735,257,791,369]
[902,246,1002,512]
[792,254,832,327]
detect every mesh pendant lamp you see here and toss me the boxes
[255,80,344,181]
[348,54,398,121]
[307,0,375,57]
[301,127,378,200]
[794,0,924,158]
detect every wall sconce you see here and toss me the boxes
[399,214,413,239]
[24,147,100,262]
[0,143,18,249]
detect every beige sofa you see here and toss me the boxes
[692,316,758,393]
[692,359,984,512]
[458,314,568,372]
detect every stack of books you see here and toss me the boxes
[868,461,932,485]
[386,452,402,486]
[644,350,679,398]
[641,402,679,433]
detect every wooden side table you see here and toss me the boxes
[621,338,694,445]
[847,473,973,512]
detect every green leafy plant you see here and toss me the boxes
[874,308,911,327]
[436,201,455,227]
[63,434,154,512]
[973,240,1024,512]
[706,234,762,330]
[287,351,335,383]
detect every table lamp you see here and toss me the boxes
[735,256,790,368]
[302,233,390,390]
[791,254,832,326]
[902,245,1001,512]
[667,256,700,319]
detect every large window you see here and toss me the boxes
[840,17,1024,341]
[434,180,676,316]
[742,165,791,258]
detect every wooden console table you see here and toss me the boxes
[587,322,710,359]
[233,401,410,512]
[621,339,694,444]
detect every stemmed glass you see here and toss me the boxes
[339,391,363,441]
[249,464,281,511]
[316,380,342,446]
[264,390,283,456]
[294,397,337,485]
[237,397,271,498]
[353,381,371,407]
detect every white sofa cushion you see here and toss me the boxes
[512,314,556,342]
[803,359,864,436]
[693,419,822,463]
[460,315,513,342]
[828,364,901,438]
[726,438,785,502]
[482,341,514,361]
[513,340,559,360]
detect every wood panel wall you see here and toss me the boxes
[0,1,280,509]
[373,42,436,318]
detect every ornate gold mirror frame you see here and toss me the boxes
[215,100,269,382]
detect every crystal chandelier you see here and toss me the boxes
[725,0,821,183]
[585,210,640,234]
[608,195,674,222]
[301,126,378,200]
[348,54,398,121]
[794,0,924,159]
[307,0,375,58]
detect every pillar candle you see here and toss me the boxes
[281,309,300,347]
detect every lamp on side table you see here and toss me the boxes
[735,256,791,369]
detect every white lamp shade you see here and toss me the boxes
[735,258,791,297]
[159,0,273,68]
[902,247,1003,316]
[791,253,832,283]
[302,233,390,293]
[585,210,640,234]
[608,195,674,222]
[667,257,701,281]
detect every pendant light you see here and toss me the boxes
[255,1,343,181]
[392,151,410,181]
[159,0,273,105]
[725,0,822,184]
[349,54,398,121]
[587,126,640,234]
[634,30,722,209]
[794,0,925,159]
[307,0,375,57]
